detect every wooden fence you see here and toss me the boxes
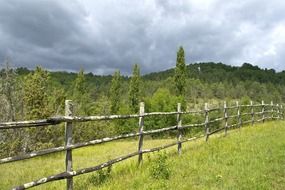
[0,100,284,190]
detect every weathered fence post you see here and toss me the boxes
[280,104,284,119]
[271,101,274,119]
[65,100,73,190]
[277,104,280,120]
[224,101,228,136]
[177,103,182,155]
[251,101,254,126]
[262,100,265,123]
[236,101,241,128]
[204,103,210,141]
[138,102,145,165]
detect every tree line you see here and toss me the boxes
[0,46,284,158]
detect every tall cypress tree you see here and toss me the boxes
[174,46,186,96]
[129,64,141,112]
[110,70,121,113]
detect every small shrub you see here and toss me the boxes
[88,165,112,185]
[149,152,171,180]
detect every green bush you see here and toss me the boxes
[88,165,112,186]
[149,152,171,180]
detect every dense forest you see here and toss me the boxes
[0,46,284,158]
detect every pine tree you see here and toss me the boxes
[110,70,121,113]
[23,66,50,152]
[129,64,141,112]
[73,68,87,97]
[174,46,186,96]
[24,66,50,119]
[72,68,89,114]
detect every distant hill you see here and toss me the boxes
[12,62,285,87]
[144,62,285,85]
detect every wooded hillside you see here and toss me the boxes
[1,47,284,159]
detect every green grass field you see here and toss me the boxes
[1,121,285,190]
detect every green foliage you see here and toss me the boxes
[73,68,88,96]
[129,64,141,112]
[88,165,112,186]
[22,66,53,152]
[72,68,91,115]
[149,152,171,180]
[1,58,285,157]
[110,70,121,113]
[174,46,186,96]
[0,60,18,121]
[23,66,50,119]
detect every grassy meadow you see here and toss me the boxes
[1,121,285,190]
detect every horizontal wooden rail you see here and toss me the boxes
[227,114,238,119]
[256,117,272,122]
[1,104,283,130]
[2,100,284,190]
[182,110,205,114]
[208,117,224,124]
[228,123,238,128]
[0,119,60,130]
[207,107,222,112]
[242,120,252,125]
[209,127,226,135]
[226,106,238,109]
[240,104,261,108]
[0,125,178,164]
[12,134,205,190]
[180,123,205,129]
[0,111,205,130]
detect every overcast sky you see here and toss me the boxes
[0,0,285,75]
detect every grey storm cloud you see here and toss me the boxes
[0,0,285,75]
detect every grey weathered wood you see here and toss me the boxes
[1,110,208,130]
[204,103,210,141]
[13,134,205,190]
[280,104,284,119]
[236,101,242,128]
[240,104,263,108]
[12,151,141,190]
[0,119,60,130]
[251,101,254,126]
[177,103,182,155]
[208,117,224,124]
[209,127,226,135]
[138,102,145,165]
[227,105,238,110]
[277,104,280,119]
[207,107,222,112]
[180,123,205,129]
[257,117,271,123]
[271,101,274,119]
[182,110,204,114]
[224,101,228,136]
[65,100,73,190]
[262,100,265,123]
[0,125,178,164]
